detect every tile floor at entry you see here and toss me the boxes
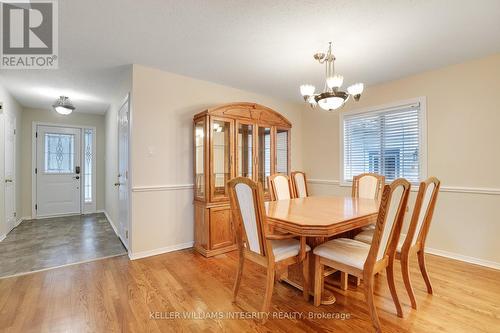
[0,213,127,278]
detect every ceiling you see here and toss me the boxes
[1,0,500,114]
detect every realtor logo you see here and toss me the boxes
[1,0,58,69]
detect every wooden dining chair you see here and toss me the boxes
[398,177,440,309]
[348,173,385,287]
[313,179,411,333]
[352,173,385,201]
[291,171,309,198]
[268,174,293,201]
[354,177,441,310]
[228,177,310,318]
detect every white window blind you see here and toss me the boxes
[342,102,424,184]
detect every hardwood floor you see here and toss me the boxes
[0,213,126,278]
[0,248,499,332]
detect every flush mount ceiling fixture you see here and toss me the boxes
[300,42,364,111]
[52,96,76,115]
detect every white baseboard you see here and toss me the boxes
[101,210,118,235]
[101,210,128,249]
[129,241,194,260]
[426,247,500,270]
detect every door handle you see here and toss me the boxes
[73,176,80,180]
[114,182,122,186]
[5,179,13,183]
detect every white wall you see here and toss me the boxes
[0,85,23,237]
[20,108,106,218]
[303,53,500,267]
[129,64,304,257]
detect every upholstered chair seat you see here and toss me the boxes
[314,238,370,270]
[354,229,375,244]
[271,239,311,262]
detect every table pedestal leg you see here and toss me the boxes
[278,237,337,305]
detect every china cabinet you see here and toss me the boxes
[193,102,292,257]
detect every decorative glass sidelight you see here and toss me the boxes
[84,129,93,203]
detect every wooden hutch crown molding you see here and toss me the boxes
[194,102,292,127]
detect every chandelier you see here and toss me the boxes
[300,42,364,111]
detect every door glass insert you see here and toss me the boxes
[258,127,272,191]
[44,133,75,173]
[212,120,231,198]
[194,119,205,198]
[276,129,289,174]
[237,123,253,178]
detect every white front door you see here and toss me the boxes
[5,113,16,231]
[36,125,82,217]
[117,98,130,248]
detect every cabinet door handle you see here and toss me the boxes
[5,179,13,183]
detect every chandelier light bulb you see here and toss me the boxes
[347,83,364,96]
[326,75,344,89]
[300,84,315,97]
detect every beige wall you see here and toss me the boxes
[0,85,23,237]
[20,108,106,217]
[129,64,304,256]
[303,53,500,266]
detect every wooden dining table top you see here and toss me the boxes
[265,195,379,237]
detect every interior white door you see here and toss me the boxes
[36,125,82,217]
[117,98,130,248]
[5,113,16,231]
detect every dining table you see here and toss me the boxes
[265,195,379,304]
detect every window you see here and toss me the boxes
[341,99,426,184]
[44,133,75,173]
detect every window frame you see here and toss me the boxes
[339,97,427,187]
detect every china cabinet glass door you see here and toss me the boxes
[211,118,233,200]
[236,122,254,179]
[194,119,205,199]
[275,128,289,174]
[257,126,272,194]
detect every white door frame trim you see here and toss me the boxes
[31,121,97,219]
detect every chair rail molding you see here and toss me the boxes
[307,179,500,195]
[131,184,194,192]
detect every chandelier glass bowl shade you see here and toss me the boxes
[300,42,364,111]
[53,96,76,115]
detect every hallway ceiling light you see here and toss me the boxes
[53,96,76,115]
[300,42,364,111]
